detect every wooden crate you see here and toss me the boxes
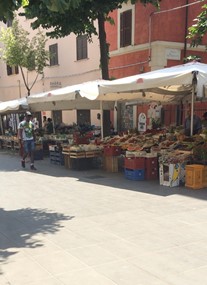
[203,166,207,188]
[185,164,205,189]
[63,154,72,169]
[70,151,85,159]
[104,156,118,172]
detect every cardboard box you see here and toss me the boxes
[159,163,186,187]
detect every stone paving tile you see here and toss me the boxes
[0,153,207,285]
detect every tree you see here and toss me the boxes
[20,0,161,79]
[0,0,28,22]
[0,0,160,79]
[188,4,207,48]
[0,16,50,96]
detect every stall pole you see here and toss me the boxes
[114,101,118,132]
[0,115,4,135]
[190,71,198,136]
[100,100,104,139]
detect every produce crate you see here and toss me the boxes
[63,154,72,169]
[203,166,207,188]
[185,164,205,189]
[145,157,158,169]
[145,157,158,180]
[104,156,118,172]
[104,145,121,156]
[50,151,64,165]
[145,168,158,180]
[70,151,85,158]
[124,168,145,181]
[124,157,145,170]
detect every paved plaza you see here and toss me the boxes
[0,151,207,285]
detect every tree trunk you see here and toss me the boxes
[98,13,109,80]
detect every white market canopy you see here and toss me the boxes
[97,61,207,102]
[27,80,114,112]
[27,61,207,113]
[0,97,28,114]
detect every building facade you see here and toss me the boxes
[105,0,207,130]
[0,16,102,126]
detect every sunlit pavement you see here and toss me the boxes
[1,151,207,285]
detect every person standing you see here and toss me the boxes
[202,112,207,130]
[18,111,37,170]
[46,118,53,134]
[184,109,202,136]
[42,115,47,131]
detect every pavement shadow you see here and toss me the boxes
[0,207,74,272]
[0,152,207,200]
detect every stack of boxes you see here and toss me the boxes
[49,145,64,165]
[124,155,158,181]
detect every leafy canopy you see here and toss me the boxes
[0,16,50,95]
[188,4,207,48]
[21,0,161,39]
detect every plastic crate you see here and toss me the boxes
[145,157,158,180]
[104,145,121,156]
[124,157,145,170]
[124,168,145,181]
[145,157,158,169]
[50,151,64,165]
[145,168,158,180]
[34,149,43,160]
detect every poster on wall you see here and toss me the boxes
[138,112,146,132]
[120,104,133,131]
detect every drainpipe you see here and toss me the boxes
[183,0,189,62]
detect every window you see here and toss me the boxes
[120,9,132,47]
[76,35,88,60]
[49,44,58,66]
[7,65,19,76]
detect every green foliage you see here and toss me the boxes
[0,16,50,95]
[20,0,160,39]
[0,0,161,80]
[188,4,207,48]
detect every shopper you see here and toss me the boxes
[184,109,202,136]
[42,115,47,130]
[202,112,207,130]
[46,118,53,134]
[18,111,36,170]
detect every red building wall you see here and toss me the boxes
[105,0,207,129]
[106,0,207,78]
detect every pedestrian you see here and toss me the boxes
[18,111,37,170]
[18,114,25,158]
[184,108,202,136]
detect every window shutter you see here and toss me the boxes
[120,13,124,47]
[15,66,19,74]
[120,9,132,47]
[77,35,87,60]
[49,44,58,66]
[7,65,12,75]
[124,10,132,46]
